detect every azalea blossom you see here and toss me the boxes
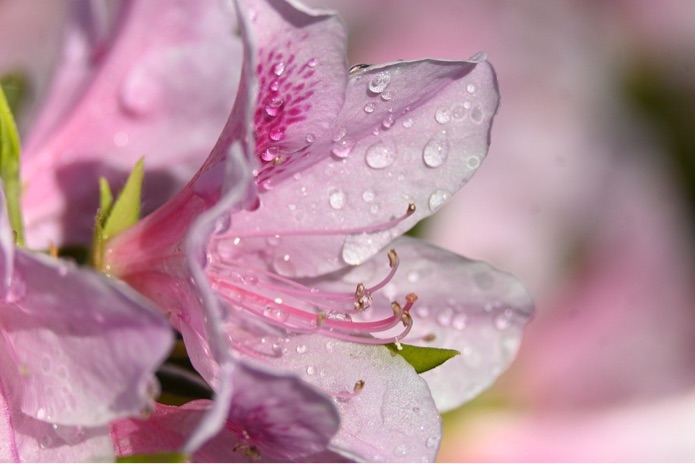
[0,0,242,249]
[0,183,173,461]
[104,0,533,460]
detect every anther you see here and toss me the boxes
[401,312,412,327]
[233,444,261,460]
[407,202,416,215]
[423,333,437,342]
[272,156,283,165]
[388,249,398,268]
[349,63,371,74]
[405,293,418,304]
[391,301,403,317]
[355,283,366,299]
[316,311,327,327]
[354,380,365,393]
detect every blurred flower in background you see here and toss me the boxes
[307,0,695,461]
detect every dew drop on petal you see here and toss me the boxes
[305,133,315,143]
[494,309,513,331]
[435,107,451,124]
[370,204,379,214]
[452,314,468,330]
[306,366,316,375]
[423,131,449,168]
[269,127,285,141]
[307,57,318,68]
[466,83,477,94]
[381,91,393,101]
[329,189,346,210]
[365,141,397,169]
[364,102,375,114]
[272,61,286,76]
[261,146,279,161]
[426,435,440,449]
[402,117,414,128]
[393,444,408,456]
[470,104,484,124]
[452,104,467,120]
[362,189,375,202]
[325,341,335,352]
[269,80,280,92]
[382,115,394,129]
[296,344,308,354]
[332,138,354,158]
[428,189,451,212]
[368,71,391,94]
[466,155,481,170]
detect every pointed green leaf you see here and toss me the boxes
[0,72,29,117]
[102,157,144,240]
[116,452,188,463]
[0,86,24,245]
[385,343,460,374]
[99,177,114,221]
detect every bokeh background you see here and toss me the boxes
[306,1,695,461]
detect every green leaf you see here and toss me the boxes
[0,72,29,117]
[0,85,24,246]
[116,452,188,463]
[99,177,114,220]
[102,157,144,240]
[385,343,460,374]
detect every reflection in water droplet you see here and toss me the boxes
[365,141,396,169]
[329,189,346,210]
[423,131,449,168]
[428,189,451,212]
[368,71,391,94]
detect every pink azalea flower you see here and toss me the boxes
[0,184,173,461]
[105,0,533,460]
[3,0,242,249]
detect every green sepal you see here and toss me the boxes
[0,85,24,246]
[116,452,189,463]
[91,158,144,269]
[385,343,460,374]
[0,72,29,118]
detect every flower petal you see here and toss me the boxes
[227,56,499,277]
[21,0,242,248]
[1,250,173,426]
[226,324,443,462]
[326,236,534,412]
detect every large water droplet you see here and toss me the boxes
[435,107,451,124]
[365,141,396,169]
[328,189,346,210]
[332,138,354,158]
[423,131,449,168]
[368,71,391,94]
[428,189,451,212]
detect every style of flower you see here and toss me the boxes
[0,0,242,249]
[0,184,173,461]
[105,0,534,461]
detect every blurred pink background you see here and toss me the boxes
[307,1,695,461]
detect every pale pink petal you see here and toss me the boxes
[324,236,533,412]
[226,56,499,278]
[1,249,173,427]
[21,0,242,248]
[226,322,442,462]
[113,362,339,462]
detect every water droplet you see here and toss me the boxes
[119,64,161,116]
[6,274,26,304]
[264,96,284,117]
[393,444,408,456]
[452,314,467,330]
[272,61,286,76]
[402,118,414,128]
[369,204,379,215]
[382,115,394,129]
[271,342,283,354]
[452,104,467,120]
[368,71,391,94]
[331,138,354,158]
[329,189,346,210]
[466,83,477,94]
[305,133,315,143]
[38,434,52,449]
[407,271,419,283]
[494,309,513,330]
[36,408,47,420]
[428,189,451,212]
[422,131,449,168]
[269,127,285,142]
[296,344,308,354]
[466,155,481,170]
[361,190,375,202]
[325,341,335,352]
[365,141,396,169]
[426,435,440,449]
[306,366,316,375]
[470,104,484,124]
[364,102,375,113]
[261,145,279,161]
[381,91,393,101]
[436,308,453,327]
[333,127,347,142]
[307,58,318,68]
[435,107,451,124]
[415,306,430,318]
[269,80,280,92]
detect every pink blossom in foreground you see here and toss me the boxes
[2,0,241,249]
[105,0,533,460]
[0,184,173,461]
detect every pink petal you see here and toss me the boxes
[320,236,533,412]
[227,56,499,278]
[226,323,442,462]
[1,249,173,427]
[21,0,242,248]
